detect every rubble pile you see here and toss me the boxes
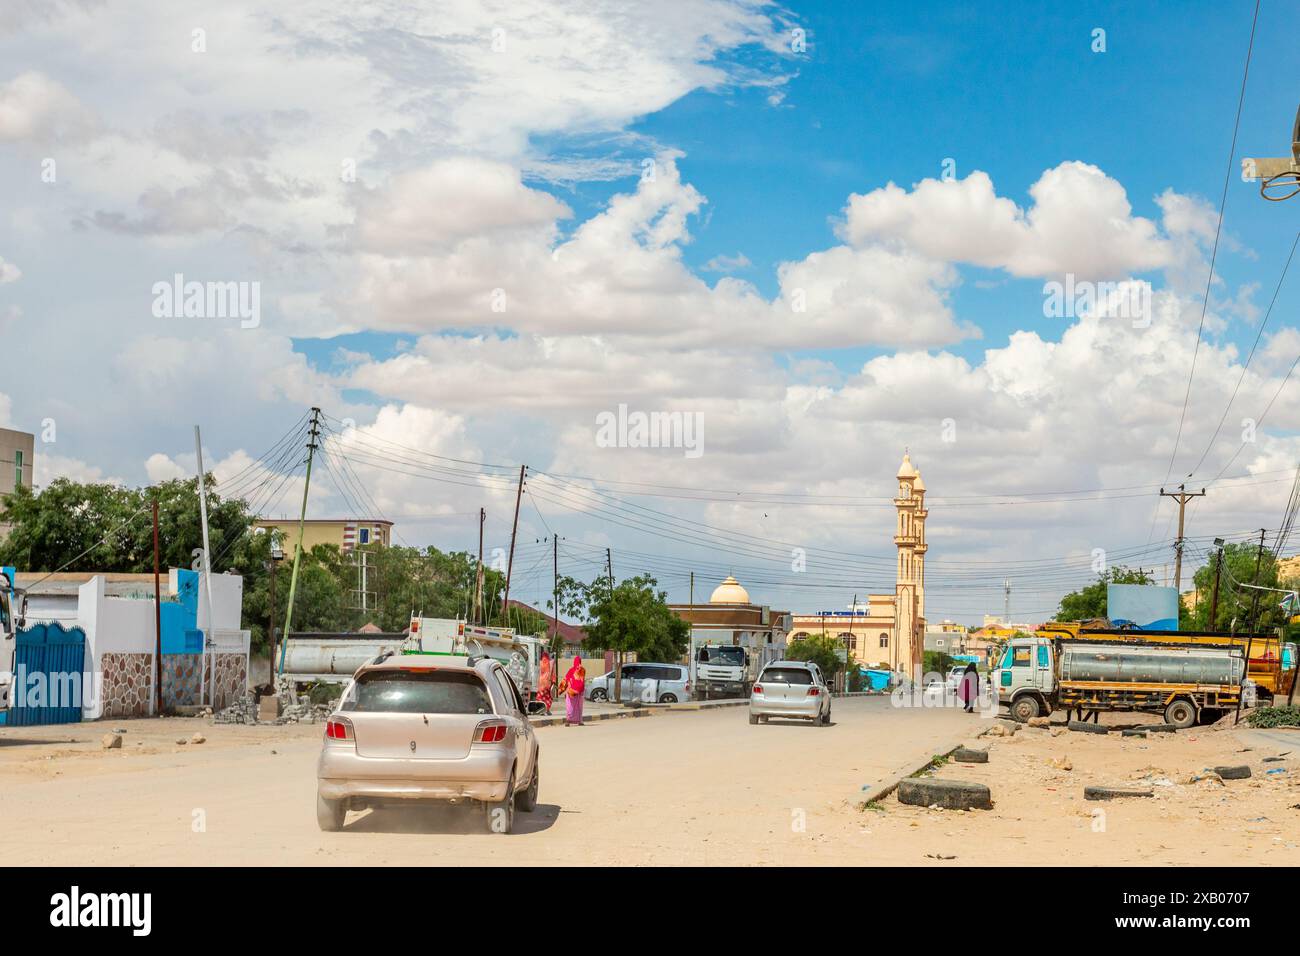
[212,694,259,725]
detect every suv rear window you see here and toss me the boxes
[341,670,492,714]
[761,667,813,685]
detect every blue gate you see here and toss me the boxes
[9,622,87,726]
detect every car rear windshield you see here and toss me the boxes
[761,667,813,685]
[341,670,492,715]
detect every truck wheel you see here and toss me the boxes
[1163,699,1197,730]
[316,793,345,832]
[1010,695,1041,723]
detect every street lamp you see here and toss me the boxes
[267,542,285,686]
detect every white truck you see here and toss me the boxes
[0,569,19,718]
[407,618,544,702]
[693,642,784,699]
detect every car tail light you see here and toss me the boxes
[474,720,509,744]
[807,687,820,697]
[325,718,353,740]
[752,684,762,694]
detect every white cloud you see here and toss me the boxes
[841,163,1173,280]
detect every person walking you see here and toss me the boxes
[537,651,554,715]
[958,661,979,714]
[561,655,587,726]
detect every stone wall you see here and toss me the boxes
[99,651,153,719]
[161,653,202,709]
[211,653,247,710]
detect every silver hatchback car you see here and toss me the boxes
[316,653,540,834]
[749,660,831,725]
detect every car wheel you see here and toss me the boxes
[316,793,345,832]
[516,760,539,812]
[658,693,678,704]
[591,688,608,702]
[749,712,759,725]
[1164,698,1197,729]
[824,704,832,725]
[485,772,516,834]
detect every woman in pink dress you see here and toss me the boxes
[537,652,554,714]
[562,656,587,726]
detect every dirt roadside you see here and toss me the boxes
[855,716,1300,865]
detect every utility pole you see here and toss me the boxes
[552,533,559,647]
[1236,529,1268,725]
[502,466,525,622]
[152,498,162,716]
[279,407,322,677]
[1003,578,1011,625]
[1209,538,1225,628]
[606,548,614,598]
[194,425,215,707]
[1159,484,1206,592]
[474,508,485,625]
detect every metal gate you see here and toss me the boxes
[9,622,87,726]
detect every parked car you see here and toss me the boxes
[587,663,692,703]
[749,660,831,725]
[316,653,540,834]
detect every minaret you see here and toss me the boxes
[893,451,926,676]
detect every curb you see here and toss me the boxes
[529,698,749,728]
[857,740,965,809]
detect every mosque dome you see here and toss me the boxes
[709,575,751,604]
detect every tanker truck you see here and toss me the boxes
[997,633,1247,728]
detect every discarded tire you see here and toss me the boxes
[1084,786,1154,801]
[1068,720,1109,735]
[1120,729,1148,738]
[952,747,989,764]
[897,778,992,810]
[1146,724,1179,734]
[1214,765,1252,780]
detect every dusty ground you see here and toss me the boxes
[861,715,1300,865]
[4,701,1294,865]
[0,697,969,865]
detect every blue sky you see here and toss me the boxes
[3,0,1299,626]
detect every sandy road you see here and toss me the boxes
[0,697,971,866]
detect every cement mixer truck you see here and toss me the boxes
[997,633,1248,728]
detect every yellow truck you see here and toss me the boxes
[997,625,1297,728]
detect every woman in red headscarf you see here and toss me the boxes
[561,656,586,726]
[537,651,554,715]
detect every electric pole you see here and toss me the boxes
[1159,484,1206,592]
[1236,529,1268,725]
[502,466,525,622]
[551,534,560,648]
[474,508,485,624]
[1003,578,1011,625]
[279,407,322,677]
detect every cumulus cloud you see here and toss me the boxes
[841,163,1172,280]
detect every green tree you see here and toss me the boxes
[787,633,845,678]
[584,574,689,700]
[1053,566,1153,622]
[1186,542,1282,632]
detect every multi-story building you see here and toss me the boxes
[253,517,393,554]
[0,427,36,539]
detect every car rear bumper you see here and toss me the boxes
[317,746,515,803]
[750,696,821,719]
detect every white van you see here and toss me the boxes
[587,663,692,704]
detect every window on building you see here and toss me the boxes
[14,449,22,488]
[837,632,856,651]
[879,633,889,648]
[358,527,370,544]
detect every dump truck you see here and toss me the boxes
[1037,622,1297,701]
[997,632,1251,728]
